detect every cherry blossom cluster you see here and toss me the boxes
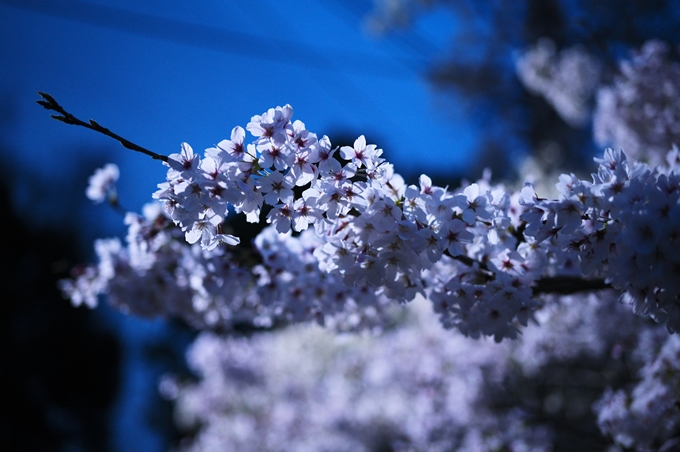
[61,101,680,342]
[62,109,537,340]
[594,332,680,450]
[516,39,680,166]
[85,162,119,204]
[522,147,680,334]
[148,105,574,341]
[60,202,395,332]
[515,38,602,127]
[160,290,673,451]
[594,40,680,164]
[48,37,680,449]
[160,299,552,452]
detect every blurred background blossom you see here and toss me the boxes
[4,0,680,451]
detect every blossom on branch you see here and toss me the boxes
[60,102,680,343]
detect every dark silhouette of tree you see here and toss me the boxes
[0,165,121,451]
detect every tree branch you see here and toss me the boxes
[447,250,611,295]
[532,275,611,295]
[38,93,613,298]
[36,92,168,163]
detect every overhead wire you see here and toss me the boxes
[323,0,443,67]
[1,0,435,152]
[225,0,419,141]
[0,0,421,80]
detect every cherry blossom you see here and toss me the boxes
[45,38,680,452]
[85,163,119,204]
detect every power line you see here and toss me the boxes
[324,0,441,65]
[0,0,420,80]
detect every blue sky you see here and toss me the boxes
[1,0,474,223]
[0,1,474,450]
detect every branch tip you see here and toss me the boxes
[37,91,57,104]
[37,91,169,163]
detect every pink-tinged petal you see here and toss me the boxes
[354,135,367,151]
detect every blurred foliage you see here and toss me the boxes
[369,0,680,179]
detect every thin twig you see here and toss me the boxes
[36,92,168,163]
[447,250,611,295]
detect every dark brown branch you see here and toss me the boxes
[532,276,612,295]
[450,253,487,270]
[36,92,168,163]
[447,250,611,295]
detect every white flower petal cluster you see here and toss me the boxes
[160,299,554,452]
[594,333,680,450]
[85,163,119,203]
[516,38,601,127]
[60,201,396,332]
[594,40,680,164]
[523,147,680,334]
[108,106,522,339]
[54,36,680,451]
[161,291,673,451]
[62,105,680,342]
